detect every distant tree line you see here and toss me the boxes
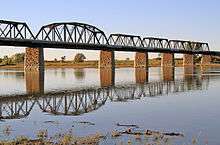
[0,52,87,66]
[53,53,86,63]
[0,53,25,65]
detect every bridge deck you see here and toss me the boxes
[0,38,220,56]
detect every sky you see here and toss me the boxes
[0,0,220,60]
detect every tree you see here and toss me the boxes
[1,55,12,65]
[61,56,66,62]
[11,53,25,64]
[73,53,86,63]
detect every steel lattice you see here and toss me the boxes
[0,20,211,53]
[0,20,34,39]
[35,22,109,45]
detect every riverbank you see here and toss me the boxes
[0,59,219,69]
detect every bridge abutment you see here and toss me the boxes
[25,48,44,71]
[99,50,115,69]
[183,54,194,66]
[161,53,174,67]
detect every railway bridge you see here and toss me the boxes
[0,20,218,72]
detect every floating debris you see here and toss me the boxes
[73,121,95,126]
[43,120,60,125]
[116,123,139,128]
[120,129,184,137]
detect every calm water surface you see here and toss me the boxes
[0,67,220,144]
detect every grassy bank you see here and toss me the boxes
[0,59,219,69]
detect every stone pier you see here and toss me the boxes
[99,50,115,69]
[183,54,194,66]
[161,53,174,67]
[25,48,44,71]
[134,52,149,84]
[99,50,115,87]
[134,52,148,68]
[201,55,211,66]
[25,70,44,94]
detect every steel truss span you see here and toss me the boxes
[0,20,218,55]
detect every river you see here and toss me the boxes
[0,67,219,144]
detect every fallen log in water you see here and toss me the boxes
[118,129,184,137]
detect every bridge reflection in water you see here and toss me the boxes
[0,68,209,120]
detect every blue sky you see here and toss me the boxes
[0,0,219,60]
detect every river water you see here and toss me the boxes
[0,67,219,144]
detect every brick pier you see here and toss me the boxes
[161,53,174,67]
[134,52,148,68]
[183,54,194,66]
[99,50,115,69]
[201,55,211,65]
[25,48,44,71]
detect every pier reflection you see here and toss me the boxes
[25,70,44,94]
[100,68,115,87]
[0,76,209,120]
[135,68,148,84]
[162,66,174,81]
[74,69,85,80]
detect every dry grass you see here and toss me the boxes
[0,59,208,70]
